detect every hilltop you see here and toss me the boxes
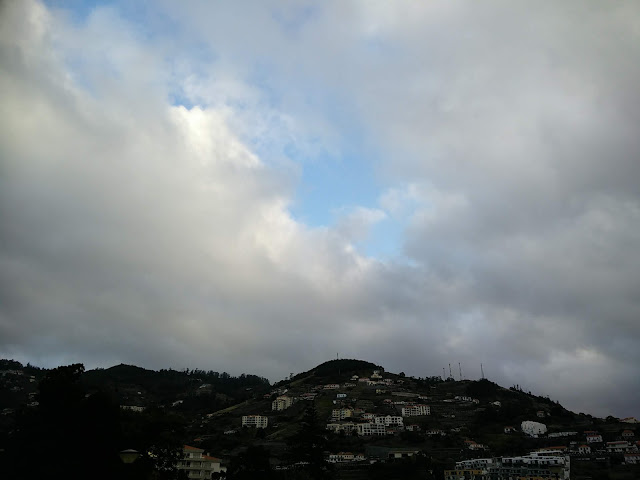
[1,358,638,479]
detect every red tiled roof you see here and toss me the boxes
[184,445,203,451]
[204,455,221,462]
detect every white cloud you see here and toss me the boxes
[1,0,639,419]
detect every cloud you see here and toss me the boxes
[1,0,639,419]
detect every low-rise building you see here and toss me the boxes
[326,422,357,434]
[586,433,603,443]
[121,405,145,412]
[606,440,635,453]
[548,431,577,438]
[577,444,591,455]
[328,452,355,463]
[178,445,225,479]
[625,452,640,464]
[521,420,547,437]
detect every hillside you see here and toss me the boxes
[1,358,638,479]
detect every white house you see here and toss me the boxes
[606,441,634,453]
[178,445,226,479]
[586,433,603,443]
[242,415,268,428]
[520,421,547,437]
[328,452,355,463]
[625,452,640,464]
[326,422,357,434]
[577,444,591,455]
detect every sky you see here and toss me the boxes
[1,0,639,419]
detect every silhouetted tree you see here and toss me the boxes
[287,403,334,479]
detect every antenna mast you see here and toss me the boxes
[480,363,485,380]
[443,367,446,380]
[448,363,452,379]
[459,362,463,380]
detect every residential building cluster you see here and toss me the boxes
[445,450,570,480]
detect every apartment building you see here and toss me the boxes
[272,395,294,411]
[357,423,386,436]
[401,404,430,417]
[242,415,268,428]
[178,445,225,479]
[374,415,404,427]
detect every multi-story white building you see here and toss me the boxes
[445,453,569,480]
[242,415,268,428]
[401,404,430,417]
[357,423,386,436]
[332,408,353,420]
[374,415,404,427]
[272,395,294,411]
[178,445,226,479]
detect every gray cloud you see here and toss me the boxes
[1,0,639,418]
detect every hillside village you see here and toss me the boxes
[1,358,639,479]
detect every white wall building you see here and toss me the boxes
[272,395,294,411]
[374,415,404,427]
[521,420,547,437]
[328,452,355,463]
[179,445,226,479]
[357,423,386,436]
[401,404,430,417]
[242,415,268,428]
[332,408,353,420]
[326,422,357,434]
